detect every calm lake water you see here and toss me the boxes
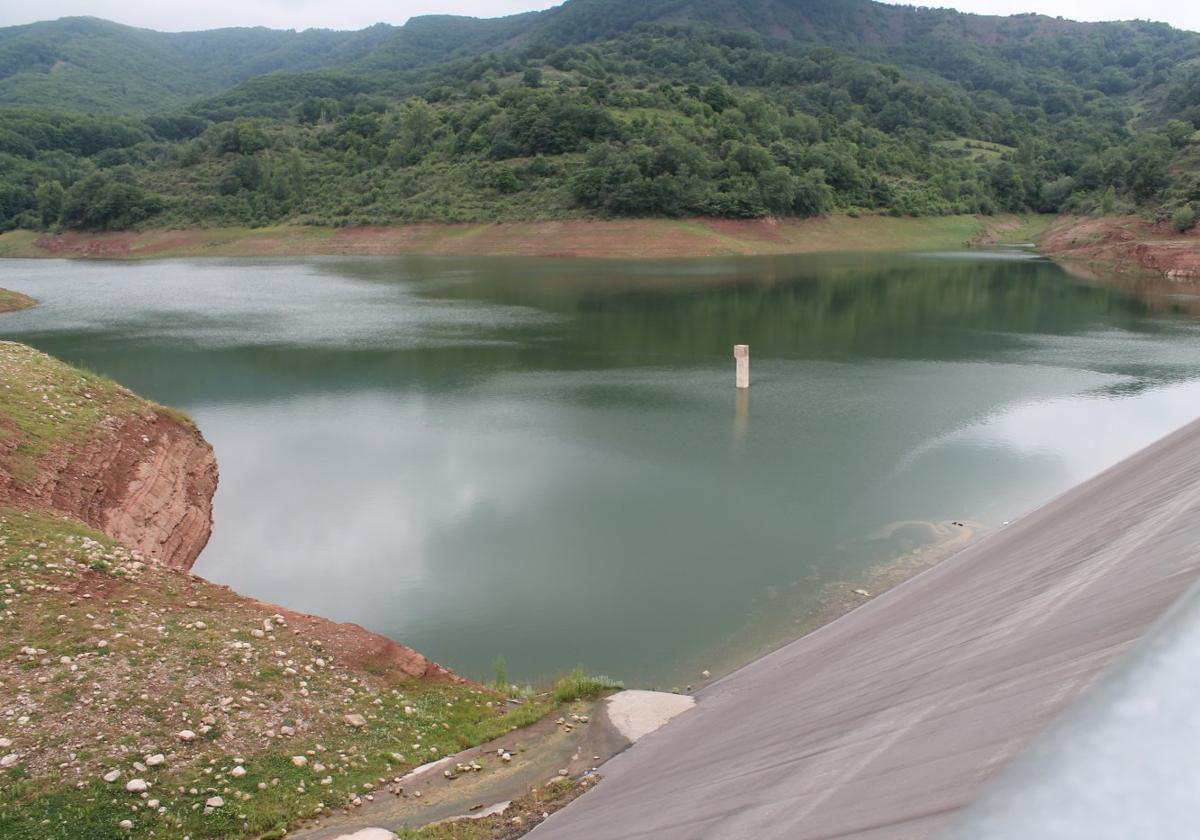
[3,252,1200,686]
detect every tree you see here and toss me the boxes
[59,172,158,231]
[34,180,64,227]
[389,99,437,167]
[757,167,798,215]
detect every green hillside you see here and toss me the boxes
[0,0,1197,234]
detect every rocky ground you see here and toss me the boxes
[397,777,596,839]
[1041,215,1200,281]
[0,506,551,840]
[0,339,569,839]
[0,342,216,570]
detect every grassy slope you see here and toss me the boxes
[0,214,1005,260]
[0,342,193,486]
[0,345,554,839]
[0,289,36,313]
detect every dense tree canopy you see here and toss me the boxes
[0,2,1197,233]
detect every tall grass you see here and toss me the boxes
[553,667,624,703]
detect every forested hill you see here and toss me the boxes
[1,0,1198,234]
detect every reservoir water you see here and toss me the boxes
[3,252,1199,686]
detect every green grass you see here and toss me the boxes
[934,137,1016,161]
[552,668,624,704]
[0,288,36,313]
[0,507,556,839]
[0,343,147,482]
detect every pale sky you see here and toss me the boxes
[0,0,1196,35]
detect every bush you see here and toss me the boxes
[553,667,624,703]
[1172,205,1197,233]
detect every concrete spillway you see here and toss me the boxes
[535,417,1200,839]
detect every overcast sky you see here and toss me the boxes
[1,0,1196,35]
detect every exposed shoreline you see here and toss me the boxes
[0,215,1005,261]
[1040,215,1200,281]
[3,214,1196,285]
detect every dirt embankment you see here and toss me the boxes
[36,409,217,570]
[1040,215,1200,281]
[244,595,460,682]
[0,344,216,570]
[1,214,995,260]
[0,341,460,680]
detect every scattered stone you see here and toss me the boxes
[280,725,295,737]
[292,756,308,767]
[853,589,871,597]
[177,730,197,743]
[230,766,246,778]
[145,753,165,766]
[0,754,18,768]
[205,796,224,809]
[125,779,148,794]
[701,670,711,679]
[119,819,133,830]
[344,714,367,728]
[103,769,121,783]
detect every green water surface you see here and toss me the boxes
[3,251,1199,686]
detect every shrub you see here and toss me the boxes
[1172,205,1197,233]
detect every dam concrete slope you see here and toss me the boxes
[535,417,1200,839]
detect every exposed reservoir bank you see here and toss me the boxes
[3,250,1200,687]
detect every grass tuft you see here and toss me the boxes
[552,668,624,704]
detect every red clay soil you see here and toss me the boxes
[323,219,768,258]
[0,408,218,571]
[1042,216,1200,281]
[245,595,463,683]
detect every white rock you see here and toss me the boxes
[230,766,246,778]
[103,769,121,783]
[119,819,133,830]
[205,796,224,808]
[0,738,10,749]
[344,714,367,728]
[145,753,165,766]
[177,730,197,743]
[0,753,18,768]
[279,725,295,737]
[147,799,159,810]
[291,755,308,767]
[126,779,148,793]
